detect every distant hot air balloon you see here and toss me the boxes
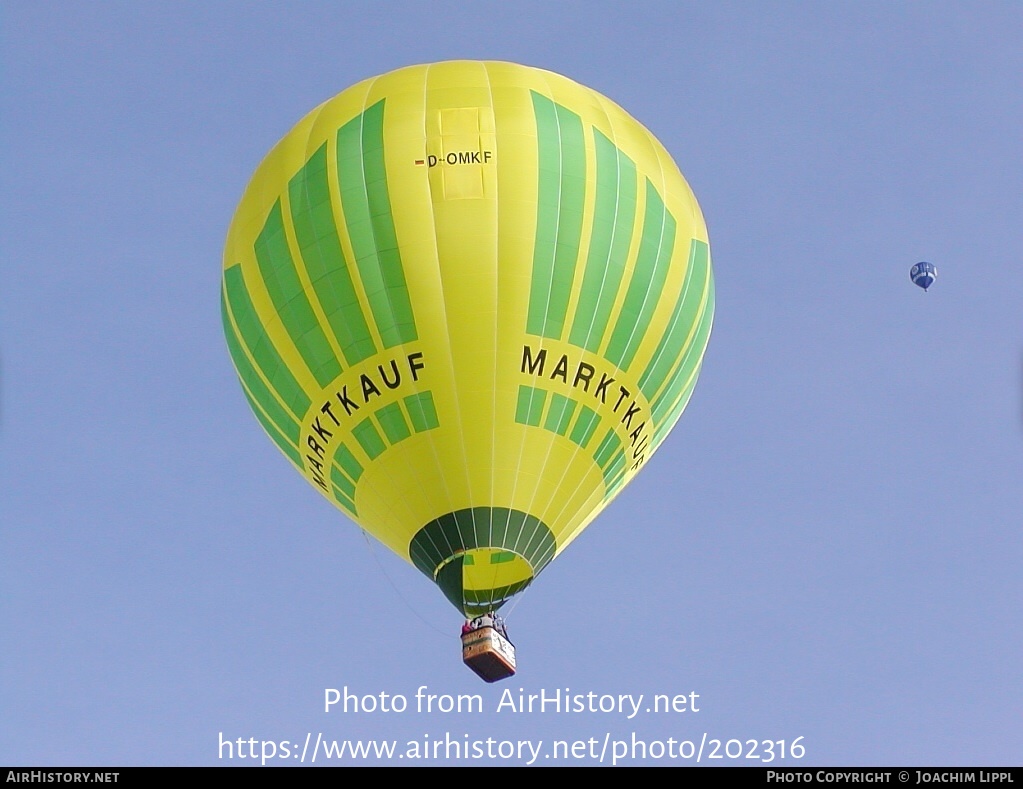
[910,261,937,291]
[221,61,714,679]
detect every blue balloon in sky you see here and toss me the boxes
[910,261,937,291]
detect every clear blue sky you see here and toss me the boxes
[2,1,1020,766]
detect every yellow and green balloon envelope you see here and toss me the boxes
[222,61,714,617]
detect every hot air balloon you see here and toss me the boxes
[910,261,936,291]
[221,61,714,680]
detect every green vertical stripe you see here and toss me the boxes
[404,391,440,432]
[639,239,710,400]
[652,360,703,450]
[330,484,358,516]
[543,392,576,436]
[604,466,627,498]
[568,131,637,352]
[352,417,386,460]
[515,385,547,426]
[240,386,302,467]
[569,405,600,448]
[650,279,714,425]
[376,402,411,444]
[604,180,676,371]
[605,482,625,499]
[527,92,586,339]
[222,290,301,442]
[254,201,342,387]
[332,443,364,482]
[330,463,358,498]
[602,449,626,484]
[336,100,417,348]
[223,265,311,415]
[289,144,377,366]
[593,428,622,468]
